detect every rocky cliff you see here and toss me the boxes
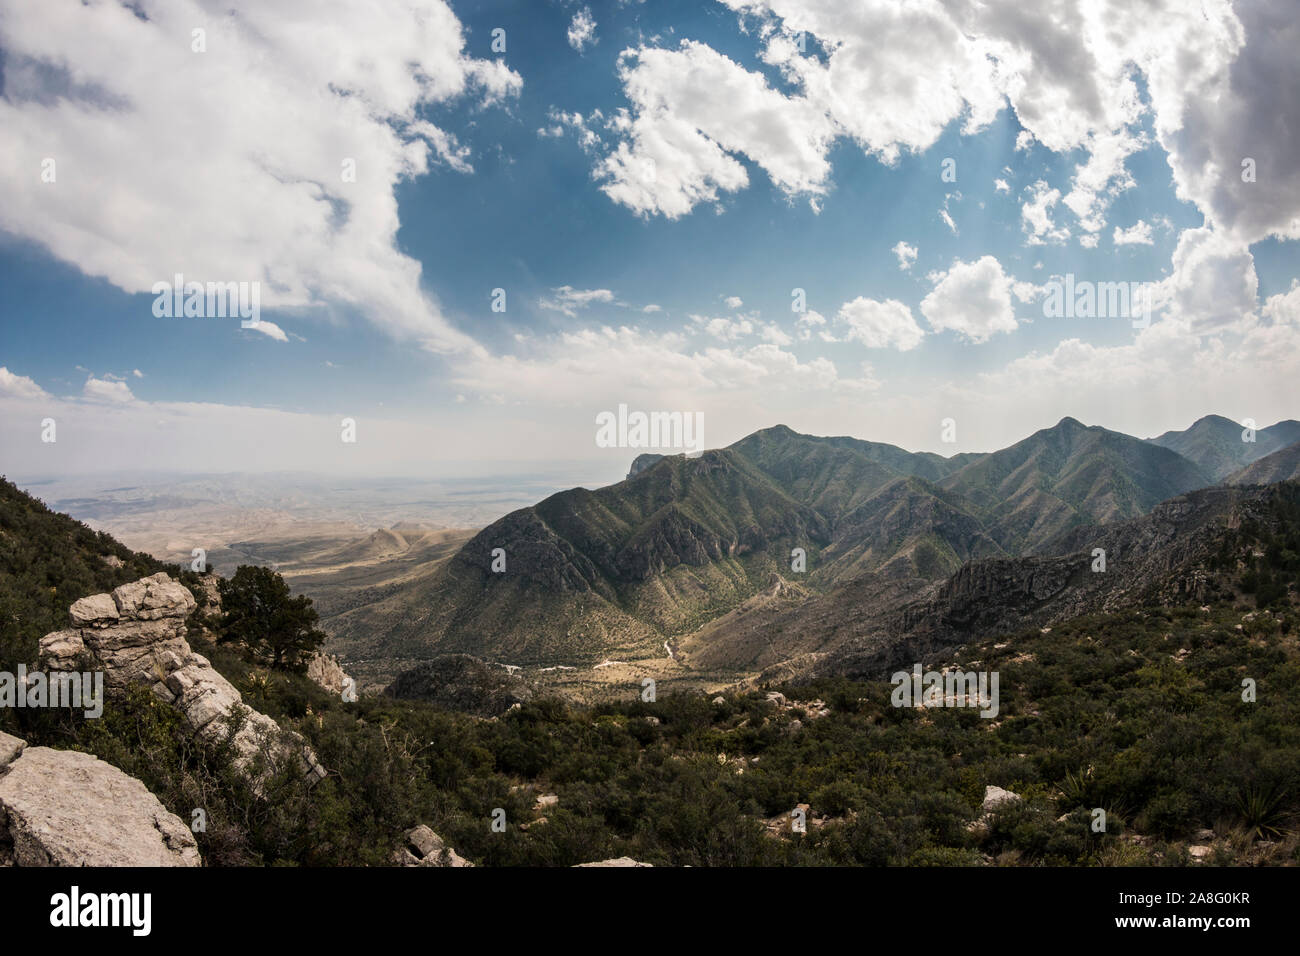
[38,572,326,789]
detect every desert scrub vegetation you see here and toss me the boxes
[13,599,1293,866]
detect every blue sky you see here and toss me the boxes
[1,0,1297,478]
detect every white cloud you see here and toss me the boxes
[994,178,1010,193]
[1150,227,1257,335]
[594,41,837,218]
[83,376,134,404]
[588,0,1299,255]
[760,322,793,346]
[892,241,918,271]
[567,8,597,52]
[1062,128,1145,236]
[836,297,925,351]
[453,324,877,410]
[539,286,618,318]
[725,295,744,309]
[0,0,520,353]
[691,314,755,341]
[1113,220,1155,246]
[539,109,604,153]
[246,320,289,342]
[132,369,144,379]
[1021,180,1070,245]
[724,0,1004,165]
[0,367,49,400]
[1262,279,1300,326]
[920,256,1021,344]
[795,309,829,342]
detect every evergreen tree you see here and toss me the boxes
[218,565,325,671]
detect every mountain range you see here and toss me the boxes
[337,414,1298,680]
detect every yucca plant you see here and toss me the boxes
[1235,785,1291,842]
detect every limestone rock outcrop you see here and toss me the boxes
[0,730,200,867]
[39,573,326,788]
[305,651,350,697]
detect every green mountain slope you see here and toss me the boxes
[1225,440,1300,485]
[1147,414,1300,480]
[373,418,1234,664]
[942,417,1212,552]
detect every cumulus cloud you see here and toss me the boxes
[920,256,1021,344]
[836,297,925,351]
[594,41,837,218]
[83,376,134,404]
[567,8,597,52]
[892,241,918,271]
[0,0,520,353]
[725,295,745,309]
[588,0,1298,258]
[1150,227,1258,335]
[795,309,830,342]
[1021,180,1070,245]
[0,367,49,400]
[691,314,756,341]
[1113,220,1155,246]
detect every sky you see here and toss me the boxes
[1,0,1298,480]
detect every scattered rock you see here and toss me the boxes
[712,696,726,706]
[981,785,1022,813]
[533,793,558,811]
[0,735,200,866]
[1188,845,1212,861]
[399,825,473,867]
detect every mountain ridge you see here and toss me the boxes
[359,415,1268,667]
